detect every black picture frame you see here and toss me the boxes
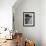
[23,12,35,27]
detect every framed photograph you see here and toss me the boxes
[23,12,35,27]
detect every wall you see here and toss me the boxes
[13,0,41,46]
[0,0,16,30]
[41,0,46,46]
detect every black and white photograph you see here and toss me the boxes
[23,12,35,27]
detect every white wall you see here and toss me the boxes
[0,0,16,30]
[1,0,46,46]
[41,0,46,46]
[13,0,41,46]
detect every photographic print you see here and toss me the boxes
[23,12,35,27]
